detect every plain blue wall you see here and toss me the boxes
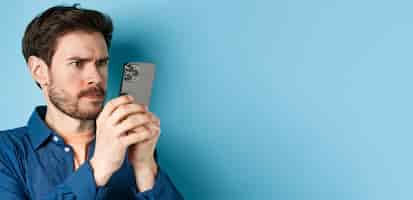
[2,0,413,199]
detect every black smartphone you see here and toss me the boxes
[119,62,156,106]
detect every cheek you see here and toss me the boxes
[100,69,108,89]
[50,68,81,85]
[51,76,82,96]
[59,75,82,87]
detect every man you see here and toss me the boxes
[0,4,183,199]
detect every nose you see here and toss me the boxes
[85,64,106,85]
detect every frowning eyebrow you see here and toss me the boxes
[66,56,109,62]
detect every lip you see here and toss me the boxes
[83,95,104,100]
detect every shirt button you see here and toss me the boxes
[53,136,59,142]
[64,147,71,152]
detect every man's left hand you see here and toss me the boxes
[126,105,161,192]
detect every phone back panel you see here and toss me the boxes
[120,62,156,106]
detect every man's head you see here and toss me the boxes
[22,5,113,120]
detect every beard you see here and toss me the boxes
[47,80,105,120]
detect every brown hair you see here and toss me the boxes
[22,4,113,88]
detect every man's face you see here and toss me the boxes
[46,30,108,120]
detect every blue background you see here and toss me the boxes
[1,0,413,199]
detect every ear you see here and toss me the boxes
[27,56,50,88]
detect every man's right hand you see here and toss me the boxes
[90,95,151,186]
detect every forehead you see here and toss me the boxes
[53,30,109,60]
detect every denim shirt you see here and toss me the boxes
[0,106,183,199]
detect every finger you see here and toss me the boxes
[147,112,160,126]
[133,125,148,133]
[143,105,149,112]
[120,127,152,146]
[108,103,147,125]
[115,113,152,136]
[145,123,161,137]
[98,95,133,123]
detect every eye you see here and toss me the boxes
[69,60,82,67]
[97,60,109,67]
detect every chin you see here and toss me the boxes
[77,110,101,120]
[82,98,103,107]
[84,105,102,113]
[77,105,103,119]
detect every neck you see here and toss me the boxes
[45,102,95,136]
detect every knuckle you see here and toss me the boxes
[109,95,129,107]
[149,113,159,122]
[122,95,131,102]
[131,104,142,112]
[140,104,147,112]
[145,113,152,121]
[125,119,135,128]
[108,99,117,108]
[142,130,151,137]
[153,130,160,137]
[128,114,139,122]
[119,104,133,116]
[118,104,127,113]
[133,114,144,123]
[144,116,151,124]
[135,127,146,133]
[153,115,159,122]
[145,112,152,118]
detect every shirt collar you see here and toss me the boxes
[27,105,54,150]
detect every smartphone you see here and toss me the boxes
[104,62,155,107]
[119,62,156,106]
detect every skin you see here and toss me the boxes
[27,30,160,192]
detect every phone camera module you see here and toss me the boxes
[124,64,141,81]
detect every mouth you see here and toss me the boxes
[82,94,104,100]
[79,87,106,101]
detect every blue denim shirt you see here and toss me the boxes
[0,106,183,199]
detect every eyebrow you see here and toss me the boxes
[66,56,109,62]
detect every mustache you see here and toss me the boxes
[78,86,105,97]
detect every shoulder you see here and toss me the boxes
[0,127,30,159]
[0,127,30,192]
[0,126,29,145]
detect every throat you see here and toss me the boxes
[44,104,96,135]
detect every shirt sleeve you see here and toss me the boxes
[0,153,99,200]
[0,152,28,199]
[130,167,184,200]
[39,160,99,199]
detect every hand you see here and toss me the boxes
[127,111,160,166]
[90,95,151,186]
[127,110,161,191]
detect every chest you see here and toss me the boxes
[24,144,136,199]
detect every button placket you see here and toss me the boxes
[52,135,72,154]
[64,146,71,152]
